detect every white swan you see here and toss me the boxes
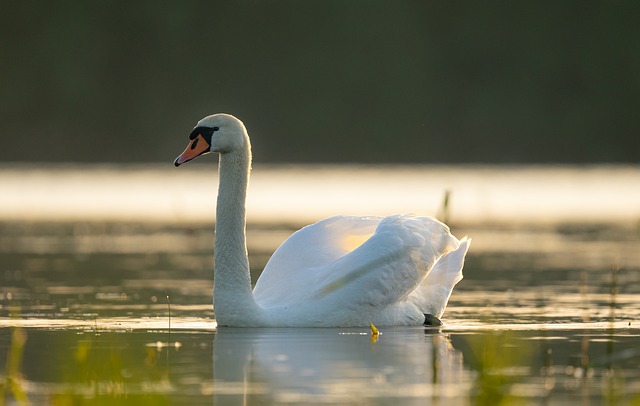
[174,113,470,327]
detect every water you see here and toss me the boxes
[1,165,640,404]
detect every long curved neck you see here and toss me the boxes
[213,142,261,326]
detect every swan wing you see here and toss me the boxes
[253,216,382,307]
[254,215,459,316]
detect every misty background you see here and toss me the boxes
[2,1,639,164]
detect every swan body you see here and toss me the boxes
[175,113,470,327]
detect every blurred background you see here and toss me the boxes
[2,0,639,165]
[2,5,640,403]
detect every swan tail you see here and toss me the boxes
[411,237,471,318]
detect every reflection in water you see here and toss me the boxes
[212,327,468,404]
[462,329,535,405]
[0,327,209,404]
[3,322,639,405]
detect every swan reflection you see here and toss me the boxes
[212,327,470,404]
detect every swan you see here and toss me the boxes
[174,113,470,327]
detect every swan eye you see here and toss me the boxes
[212,126,219,131]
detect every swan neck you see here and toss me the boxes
[213,146,261,325]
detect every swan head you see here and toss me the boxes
[174,113,248,166]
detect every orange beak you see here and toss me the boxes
[174,134,211,167]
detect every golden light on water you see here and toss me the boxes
[1,164,639,224]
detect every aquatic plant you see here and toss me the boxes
[464,330,533,406]
[0,327,29,406]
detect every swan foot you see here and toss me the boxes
[423,314,443,327]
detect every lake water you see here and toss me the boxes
[1,164,640,405]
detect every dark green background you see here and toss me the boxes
[2,1,639,163]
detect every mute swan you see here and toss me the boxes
[174,113,470,327]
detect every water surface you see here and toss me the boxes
[1,165,640,404]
